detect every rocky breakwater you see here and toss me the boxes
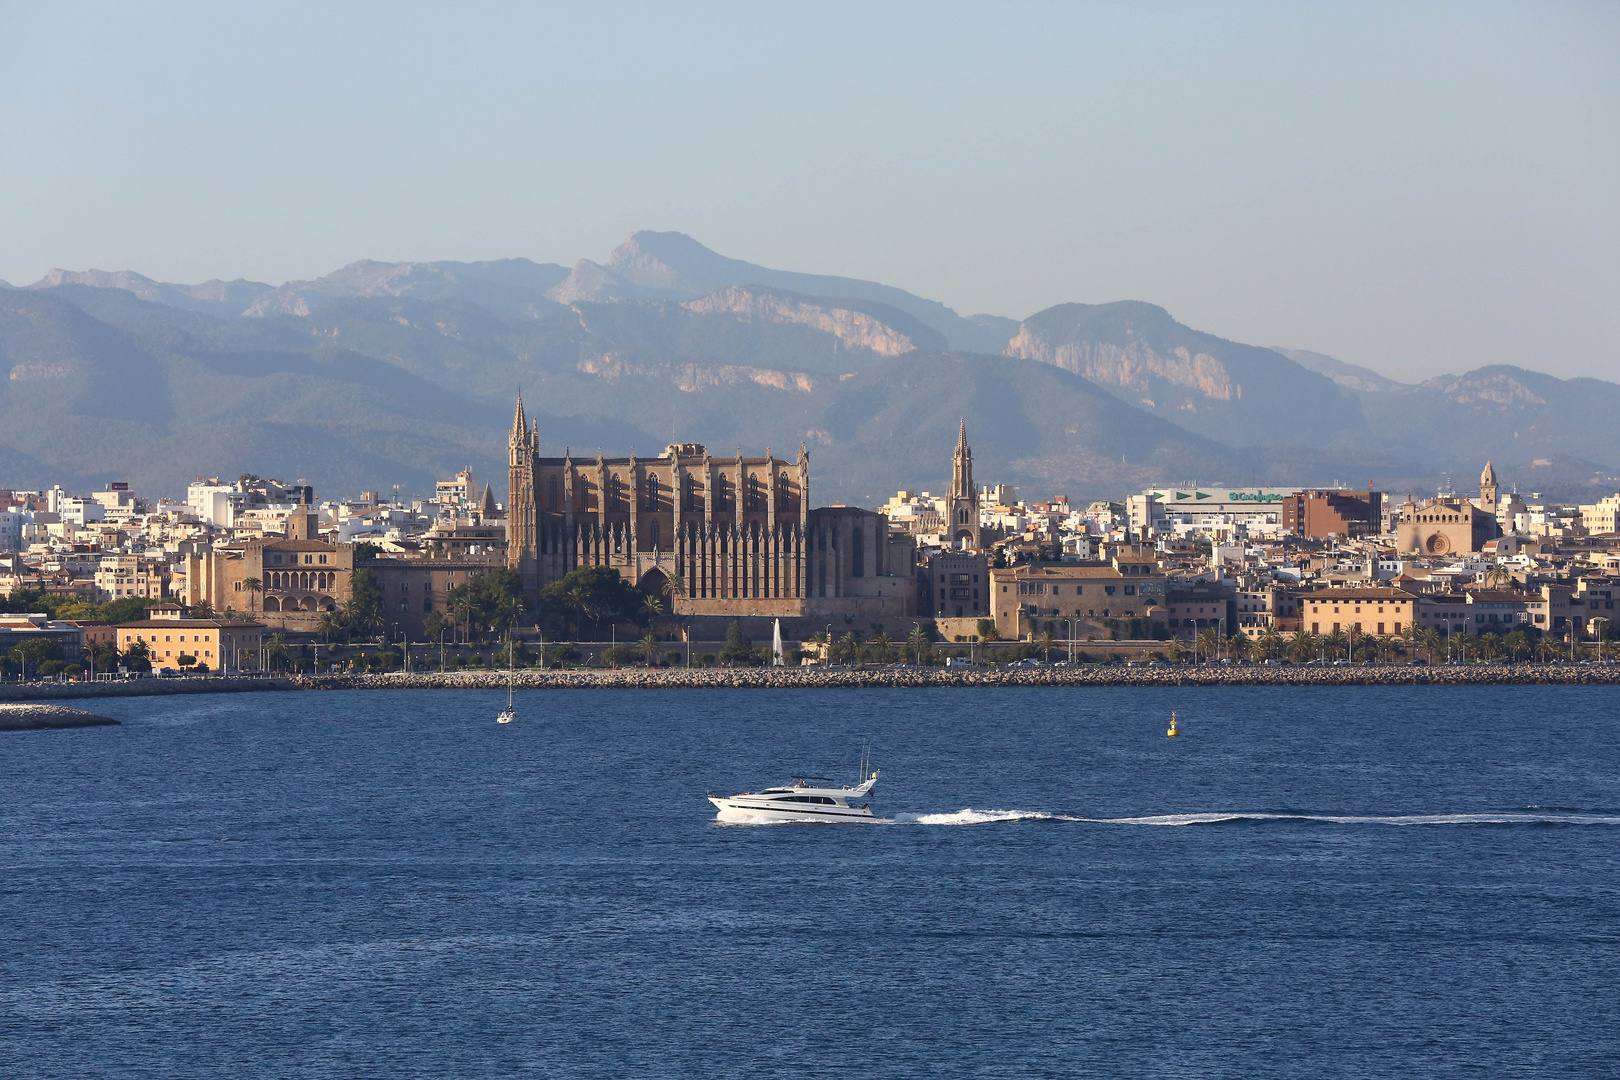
[0,703,119,731]
[0,677,298,703]
[294,664,1620,691]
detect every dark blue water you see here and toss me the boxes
[4,686,1618,1078]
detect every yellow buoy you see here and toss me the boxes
[1167,710,1180,737]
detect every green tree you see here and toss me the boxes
[1286,631,1316,664]
[640,633,661,664]
[720,621,755,666]
[7,637,64,678]
[976,618,999,643]
[242,577,262,615]
[316,610,341,644]
[540,565,644,639]
[907,623,930,664]
[266,633,291,672]
[866,631,896,664]
[1036,630,1055,661]
[831,631,863,666]
[444,567,526,641]
[122,638,152,673]
[176,653,197,672]
[1257,626,1284,660]
[340,567,385,638]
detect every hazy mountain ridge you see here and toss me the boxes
[1006,301,1365,448]
[7,232,1618,503]
[1271,346,1413,393]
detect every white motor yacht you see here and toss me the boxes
[709,769,880,823]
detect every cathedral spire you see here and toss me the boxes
[510,393,527,444]
[958,417,968,450]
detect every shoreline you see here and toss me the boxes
[2,666,1614,702]
[292,664,1620,691]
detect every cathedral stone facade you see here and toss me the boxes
[506,396,924,622]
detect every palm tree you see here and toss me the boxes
[1195,626,1222,661]
[1483,565,1512,590]
[242,577,262,615]
[1286,631,1316,664]
[907,623,930,665]
[1258,626,1283,661]
[1503,629,1529,662]
[1036,630,1056,662]
[266,632,290,672]
[640,632,660,665]
[640,593,664,624]
[867,631,896,665]
[316,611,340,645]
[1227,633,1253,662]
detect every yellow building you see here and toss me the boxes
[116,606,265,672]
[1301,587,1416,637]
[990,547,1165,640]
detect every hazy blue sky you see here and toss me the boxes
[2,1,1615,381]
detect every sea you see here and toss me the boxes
[3,685,1618,1078]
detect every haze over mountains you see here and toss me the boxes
[3,232,1616,505]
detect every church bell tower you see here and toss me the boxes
[1478,460,1499,512]
[507,394,538,593]
[946,418,981,549]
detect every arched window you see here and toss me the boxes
[650,521,661,550]
[645,474,660,511]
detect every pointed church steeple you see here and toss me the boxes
[946,418,980,549]
[510,393,527,444]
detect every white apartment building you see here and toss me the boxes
[0,510,28,553]
[93,555,167,602]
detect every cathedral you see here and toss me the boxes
[505,396,917,620]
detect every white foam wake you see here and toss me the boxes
[895,809,1620,827]
[894,808,1082,825]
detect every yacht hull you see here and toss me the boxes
[709,797,877,823]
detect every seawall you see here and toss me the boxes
[294,665,1620,691]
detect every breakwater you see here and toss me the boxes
[0,703,119,730]
[295,664,1620,691]
[0,677,298,703]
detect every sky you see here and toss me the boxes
[1,0,1616,382]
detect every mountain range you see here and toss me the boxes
[3,231,1617,506]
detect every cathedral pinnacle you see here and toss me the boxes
[510,393,527,443]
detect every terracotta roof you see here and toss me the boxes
[117,619,265,629]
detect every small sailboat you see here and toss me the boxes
[496,639,516,724]
[1166,710,1180,738]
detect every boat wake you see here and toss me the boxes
[894,808,1620,827]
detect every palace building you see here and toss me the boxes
[505,396,916,620]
